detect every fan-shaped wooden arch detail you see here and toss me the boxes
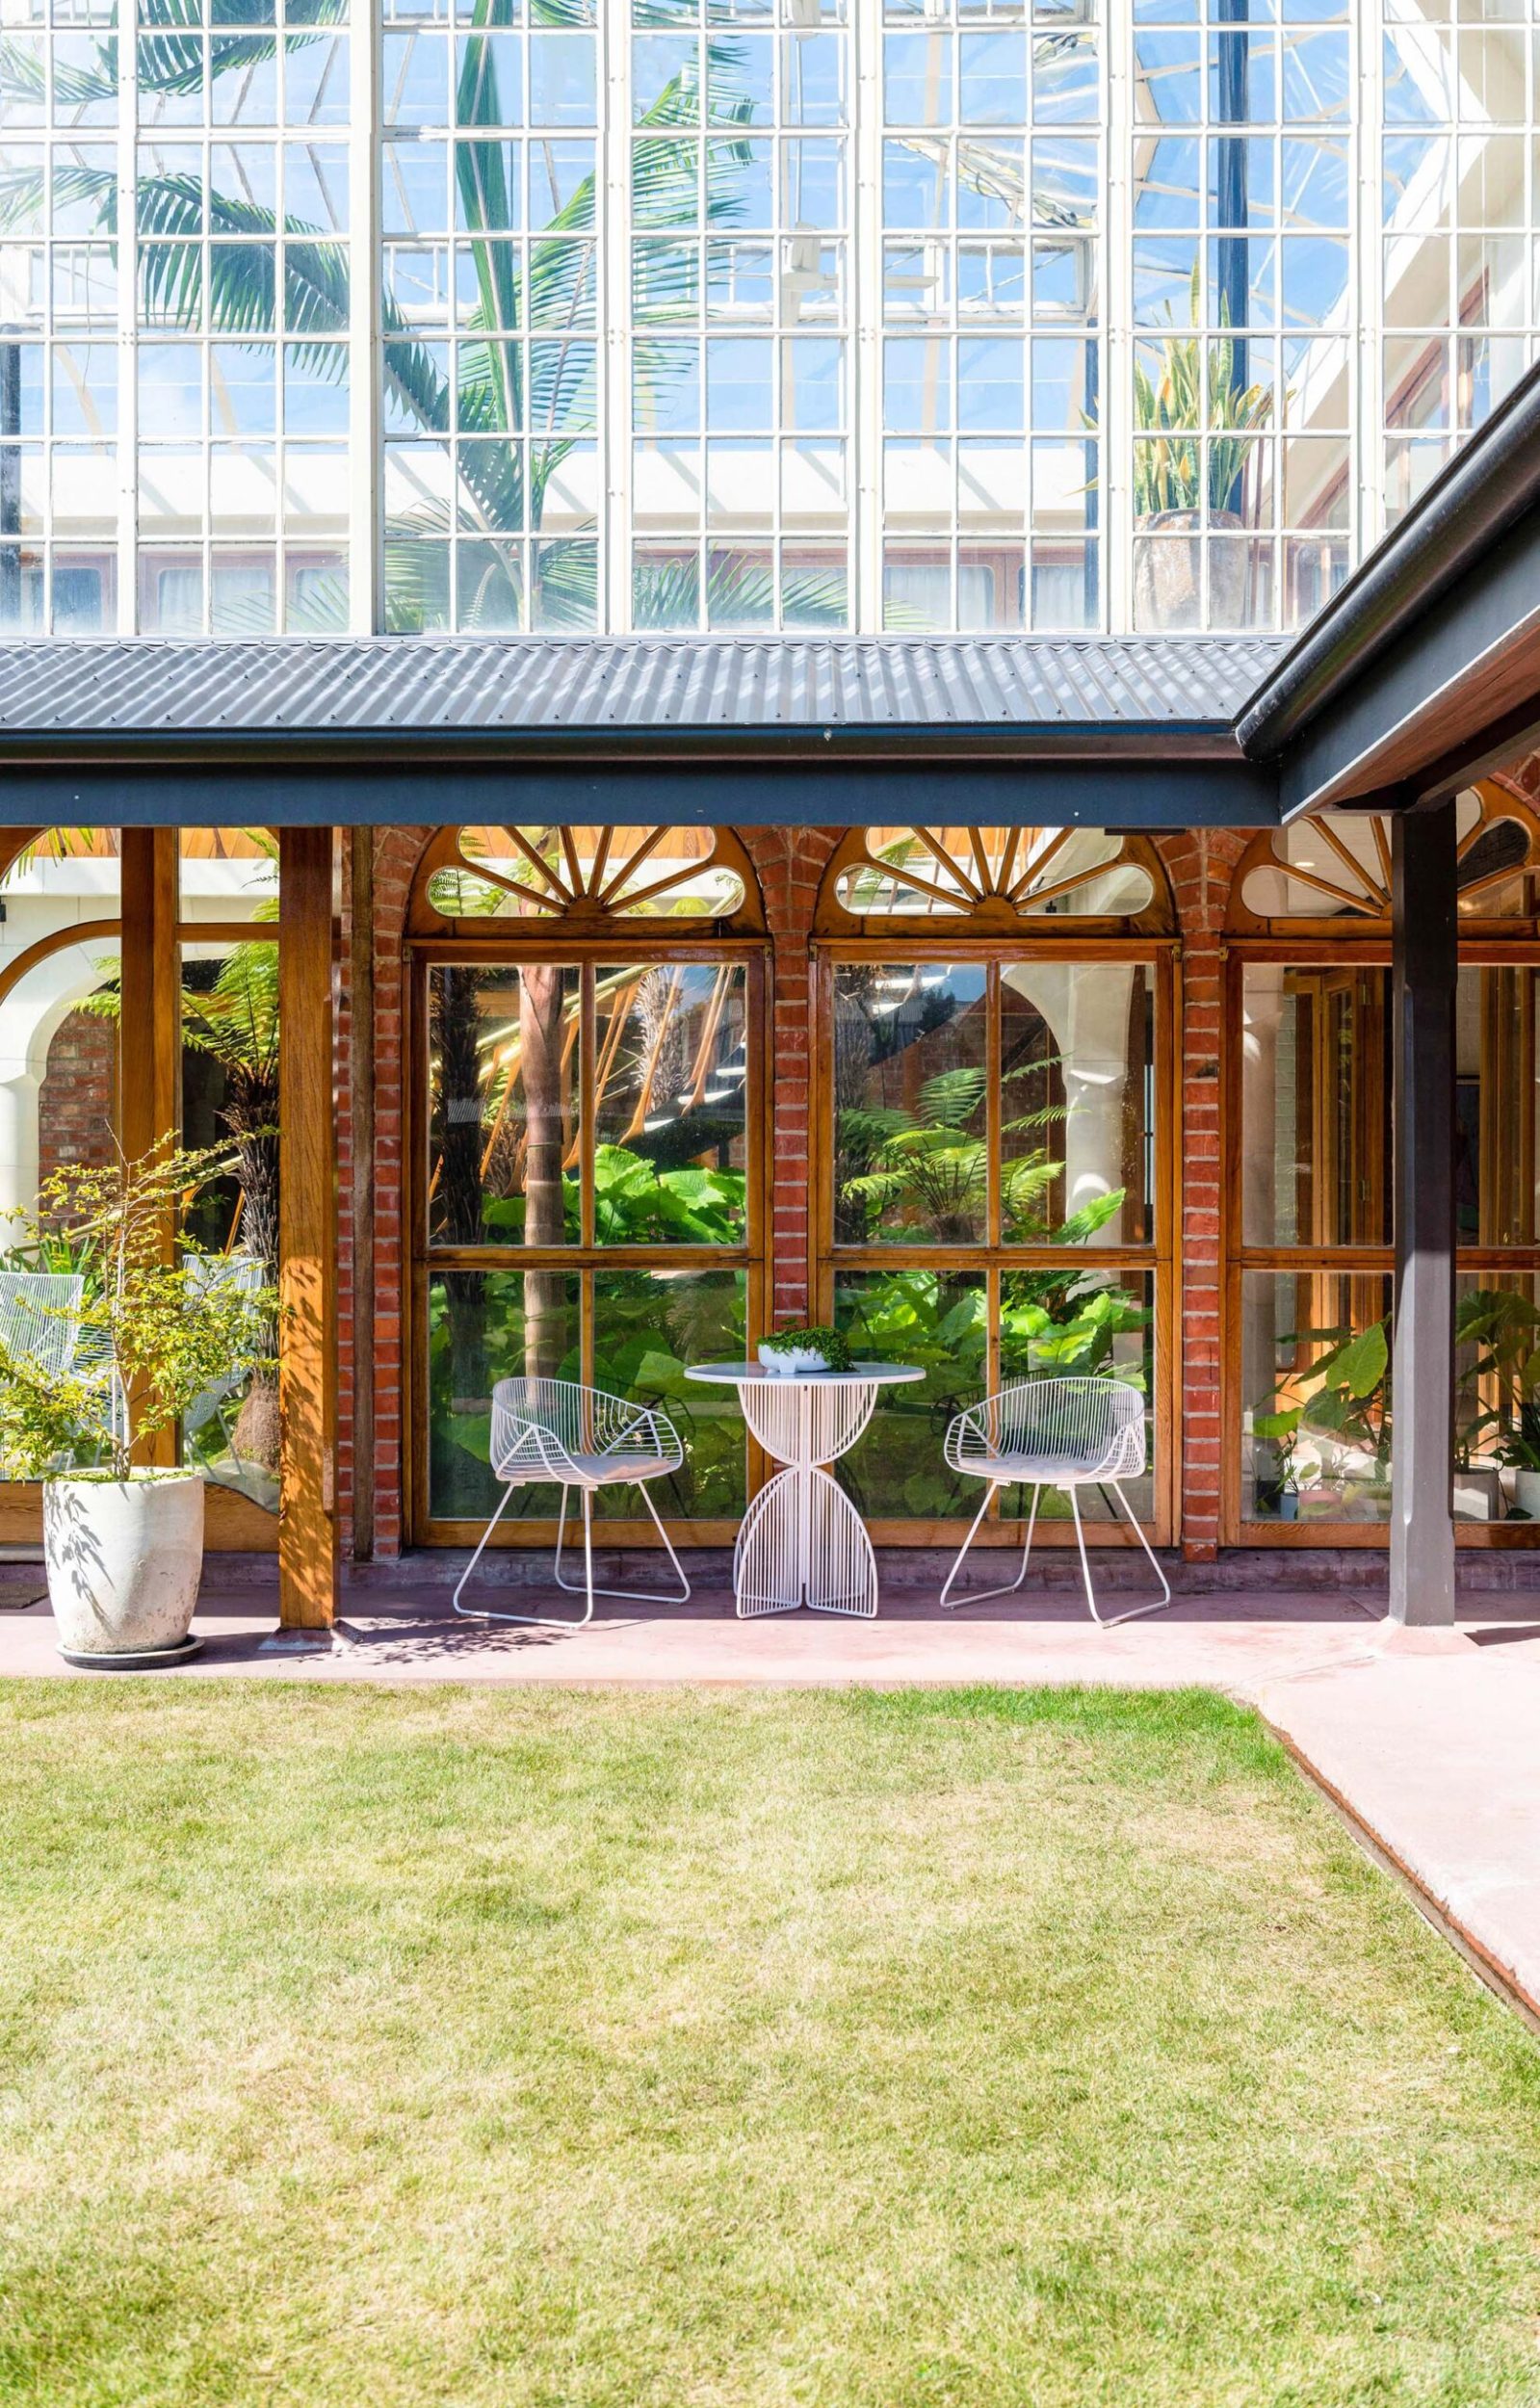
[408,824,764,937]
[1229,784,1540,932]
[814,825,1174,935]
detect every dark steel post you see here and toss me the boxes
[1390,800,1457,1626]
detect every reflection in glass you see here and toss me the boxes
[591,1268,744,1520]
[833,1266,982,1521]
[833,963,987,1245]
[425,825,746,923]
[1001,962,1153,1244]
[0,929,121,1478]
[1240,964,1391,1249]
[1001,1267,1154,1522]
[593,963,747,1246]
[427,963,580,1248]
[428,1269,582,1523]
[1455,966,1540,1248]
[179,936,281,1509]
[1240,1270,1394,1525]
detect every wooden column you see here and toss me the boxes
[1390,800,1458,1627]
[277,826,339,1631]
[118,828,180,1468]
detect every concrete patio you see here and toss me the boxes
[3,1553,1537,2034]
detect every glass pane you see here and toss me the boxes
[592,961,747,1246]
[1240,1270,1393,1526]
[1455,1271,1540,1527]
[1457,965,1540,1247]
[1240,813,1391,919]
[426,963,580,1248]
[428,1269,582,1522]
[425,826,745,921]
[832,962,987,1245]
[178,937,280,1508]
[0,931,121,1477]
[1000,1267,1155,1524]
[178,825,278,922]
[1000,961,1154,1244]
[1240,965,1392,1248]
[832,1266,984,1521]
[591,1268,745,1521]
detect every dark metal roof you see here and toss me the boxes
[0,633,1286,757]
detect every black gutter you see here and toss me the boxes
[1238,356,1540,761]
[0,720,1254,769]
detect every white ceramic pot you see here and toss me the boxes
[757,1343,828,1377]
[42,1472,205,1660]
[1515,1467,1540,1522]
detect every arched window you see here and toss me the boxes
[409,824,767,1549]
[1230,790,1540,930]
[1224,785,1540,1546]
[818,824,1173,935]
[410,824,762,935]
[811,825,1174,1549]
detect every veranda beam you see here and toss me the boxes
[1389,802,1458,1627]
[118,828,180,1470]
[276,827,339,1632]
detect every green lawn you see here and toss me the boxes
[0,1684,1537,2407]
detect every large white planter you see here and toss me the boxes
[42,1472,205,1662]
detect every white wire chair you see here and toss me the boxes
[182,1254,269,1483]
[0,1271,126,1471]
[453,1376,691,1629]
[0,1271,83,1378]
[940,1374,1172,1626]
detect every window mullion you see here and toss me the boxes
[853,0,882,631]
[352,0,381,634]
[603,1,632,633]
[580,961,596,1251]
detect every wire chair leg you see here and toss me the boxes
[1068,1483,1104,1626]
[452,1479,525,1619]
[1095,1479,1174,1628]
[582,1488,596,1627]
[552,1480,692,1606]
[942,1479,1044,1609]
[457,1481,594,1632]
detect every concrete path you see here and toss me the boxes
[1260,1640,1540,2029]
[2,1569,1537,2028]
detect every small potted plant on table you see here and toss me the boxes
[757,1322,855,1377]
[0,1141,276,1666]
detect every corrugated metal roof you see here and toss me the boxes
[0,634,1286,749]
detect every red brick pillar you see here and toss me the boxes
[749,825,833,1330]
[1164,829,1246,1559]
[361,827,424,1559]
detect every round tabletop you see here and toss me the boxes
[685,1361,926,1388]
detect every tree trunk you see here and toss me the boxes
[520,964,567,1380]
[431,965,488,1411]
[222,1072,281,1470]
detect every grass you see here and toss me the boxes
[0,1681,1537,2407]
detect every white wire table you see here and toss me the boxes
[686,1361,925,1619]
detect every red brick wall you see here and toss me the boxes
[38,1007,117,1184]
[347,819,1259,1559]
[1155,828,1246,1559]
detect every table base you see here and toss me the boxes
[732,1465,878,1620]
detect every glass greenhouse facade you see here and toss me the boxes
[3,0,1539,638]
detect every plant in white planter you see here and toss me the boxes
[0,1140,276,1665]
[757,1322,854,1377]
